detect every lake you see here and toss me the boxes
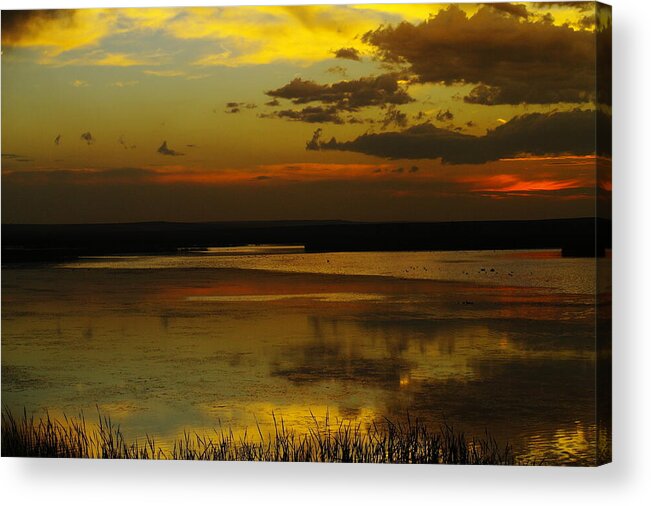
[1,247,610,464]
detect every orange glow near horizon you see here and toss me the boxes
[460,174,586,193]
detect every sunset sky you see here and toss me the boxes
[1,2,611,223]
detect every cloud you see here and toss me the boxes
[80,131,95,145]
[2,5,598,72]
[486,3,530,19]
[1,9,183,64]
[577,14,596,29]
[458,173,584,193]
[157,141,184,156]
[41,50,161,67]
[143,69,186,77]
[1,153,36,164]
[71,79,89,87]
[362,5,597,105]
[3,162,399,188]
[110,80,139,88]
[0,9,111,53]
[54,134,62,146]
[260,106,344,124]
[326,65,348,77]
[435,109,454,122]
[305,128,323,150]
[224,102,257,113]
[380,105,408,129]
[532,2,594,12]
[333,47,361,61]
[266,73,413,111]
[118,135,136,150]
[0,6,390,68]
[307,109,610,164]
[172,5,395,67]
[3,158,598,223]
[412,111,427,122]
[265,98,281,107]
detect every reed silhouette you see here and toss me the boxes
[2,408,516,464]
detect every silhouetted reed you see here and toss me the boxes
[2,408,514,464]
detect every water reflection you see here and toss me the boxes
[2,251,607,464]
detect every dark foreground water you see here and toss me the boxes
[1,248,610,464]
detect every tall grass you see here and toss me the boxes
[1,408,514,464]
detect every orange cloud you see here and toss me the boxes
[2,162,412,187]
[459,174,585,193]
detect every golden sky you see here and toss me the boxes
[1,2,611,223]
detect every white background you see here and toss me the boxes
[1,0,649,504]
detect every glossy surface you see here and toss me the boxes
[2,248,607,464]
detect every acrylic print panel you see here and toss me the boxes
[0,2,611,465]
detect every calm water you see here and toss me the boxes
[1,247,610,464]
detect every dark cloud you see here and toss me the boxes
[225,102,257,113]
[307,109,610,164]
[3,167,155,185]
[486,3,529,19]
[157,140,184,156]
[346,115,365,124]
[0,152,34,163]
[409,166,419,173]
[380,105,408,130]
[80,131,94,145]
[435,109,454,122]
[1,9,75,45]
[333,47,361,61]
[54,134,62,146]
[578,13,595,29]
[264,98,281,107]
[118,135,136,150]
[2,166,599,223]
[539,12,555,24]
[260,106,344,124]
[533,2,594,11]
[363,5,597,105]
[326,65,348,77]
[466,121,476,128]
[305,128,323,150]
[255,175,272,180]
[266,73,413,111]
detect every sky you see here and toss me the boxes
[1,2,611,224]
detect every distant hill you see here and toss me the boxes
[2,217,611,263]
